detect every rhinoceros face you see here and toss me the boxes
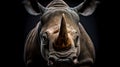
[40,9,81,66]
[24,0,97,67]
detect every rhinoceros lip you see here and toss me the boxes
[55,51,75,58]
[49,51,76,58]
[48,55,79,66]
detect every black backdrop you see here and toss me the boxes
[2,0,119,67]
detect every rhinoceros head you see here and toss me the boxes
[24,0,96,67]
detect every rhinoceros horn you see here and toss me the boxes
[53,14,71,51]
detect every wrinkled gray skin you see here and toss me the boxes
[24,0,97,67]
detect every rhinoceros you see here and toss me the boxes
[23,0,97,67]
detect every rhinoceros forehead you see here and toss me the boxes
[42,23,78,34]
[40,13,80,40]
[40,23,79,43]
[41,9,79,25]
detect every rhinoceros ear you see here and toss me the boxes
[78,22,95,66]
[24,22,42,66]
[73,0,99,16]
[23,0,45,15]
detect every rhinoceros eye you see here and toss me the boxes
[42,33,48,41]
[74,36,79,47]
[41,32,49,48]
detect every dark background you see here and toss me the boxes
[2,0,119,67]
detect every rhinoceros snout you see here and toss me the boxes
[48,56,79,66]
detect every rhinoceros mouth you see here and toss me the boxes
[48,57,79,67]
[55,51,76,58]
[48,51,79,66]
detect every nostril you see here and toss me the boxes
[49,57,55,62]
[48,57,55,66]
[72,56,79,64]
[72,56,77,60]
